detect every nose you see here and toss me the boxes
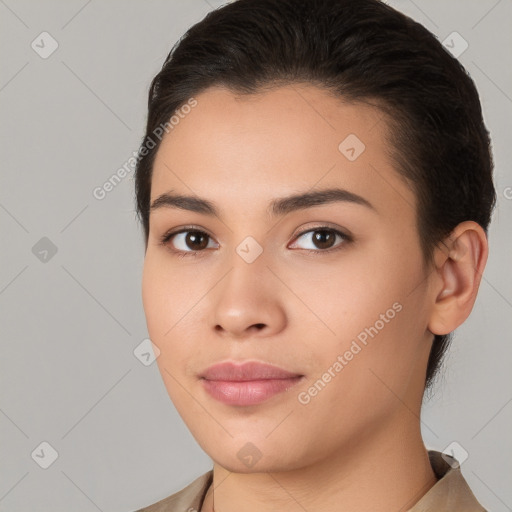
[210,257,287,340]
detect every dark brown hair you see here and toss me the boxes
[134,0,496,393]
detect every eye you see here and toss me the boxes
[160,225,351,258]
[289,226,351,253]
[160,227,218,257]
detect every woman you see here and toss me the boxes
[133,0,495,510]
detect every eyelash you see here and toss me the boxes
[159,225,352,259]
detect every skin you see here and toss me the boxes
[141,84,488,512]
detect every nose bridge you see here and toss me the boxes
[223,212,272,273]
[226,234,272,295]
[209,232,286,336]
[234,231,267,267]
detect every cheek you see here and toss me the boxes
[298,255,424,399]
[142,253,192,337]
[142,253,203,376]
[142,262,192,407]
[141,258,165,337]
[292,307,420,445]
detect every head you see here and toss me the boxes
[135,0,495,472]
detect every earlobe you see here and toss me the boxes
[427,221,488,336]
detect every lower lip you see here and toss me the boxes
[201,376,304,406]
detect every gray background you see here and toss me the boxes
[1,1,511,511]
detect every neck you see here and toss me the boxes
[201,414,437,512]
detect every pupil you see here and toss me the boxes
[314,230,334,249]
[187,232,208,250]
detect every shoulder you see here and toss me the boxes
[134,470,213,512]
[409,450,487,511]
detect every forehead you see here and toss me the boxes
[151,84,416,221]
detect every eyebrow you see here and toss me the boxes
[149,187,377,218]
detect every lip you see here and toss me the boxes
[200,361,304,406]
[200,361,302,381]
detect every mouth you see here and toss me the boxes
[200,360,304,406]
[201,376,305,406]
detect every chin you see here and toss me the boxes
[204,439,309,475]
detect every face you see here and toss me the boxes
[142,84,435,473]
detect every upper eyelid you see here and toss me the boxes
[161,225,215,242]
[294,224,349,237]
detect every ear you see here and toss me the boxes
[427,221,489,336]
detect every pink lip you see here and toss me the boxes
[200,361,304,406]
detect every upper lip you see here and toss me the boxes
[200,361,302,381]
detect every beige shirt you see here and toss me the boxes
[135,450,487,511]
